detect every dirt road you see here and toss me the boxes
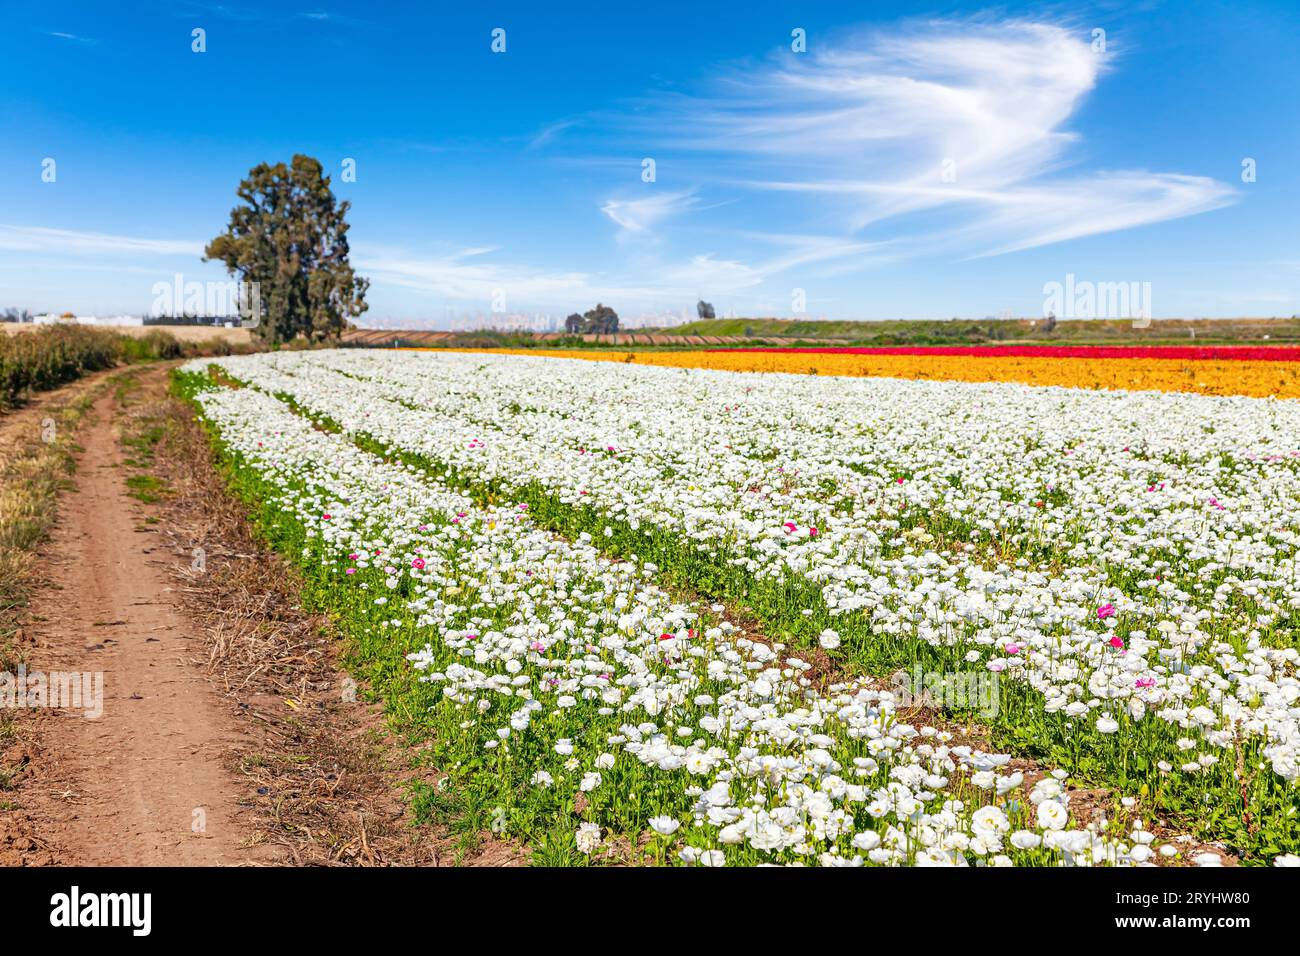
[1,366,524,867]
[14,384,264,865]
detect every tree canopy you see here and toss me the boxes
[205,155,368,343]
[565,304,619,334]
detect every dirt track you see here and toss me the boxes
[15,384,264,864]
[1,366,524,867]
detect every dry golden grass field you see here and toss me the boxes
[2,323,252,346]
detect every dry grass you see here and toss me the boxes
[128,370,525,865]
[3,323,252,346]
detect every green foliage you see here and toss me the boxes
[582,303,619,334]
[205,154,369,344]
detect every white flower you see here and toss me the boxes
[575,822,602,855]
[818,629,841,650]
[851,830,881,851]
[971,806,1009,835]
[1036,799,1068,831]
[649,815,680,836]
[1010,830,1042,850]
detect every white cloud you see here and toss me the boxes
[600,191,697,236]
[616,19,1234,257]
[0,224,203,257]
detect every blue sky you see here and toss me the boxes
[1,0,1297,325]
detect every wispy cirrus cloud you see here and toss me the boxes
[0,224,202,257]
[596,19,1234,259]
[42,30,98,44]
[354,230,893,313]
[600,191,698,237]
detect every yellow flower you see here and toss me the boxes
[422,347,1300,399]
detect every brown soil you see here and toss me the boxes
[4,381,266,864]
[1,366,525,866]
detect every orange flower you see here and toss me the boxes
[422,348,1300,399]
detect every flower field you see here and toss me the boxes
[177,349,1300,866]
[478,347,1300,398]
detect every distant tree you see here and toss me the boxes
[564,313,583,334]
[1043,311,1057,333]
[697,299,716,319]
[205,154,368,343]
[582,303,619,334]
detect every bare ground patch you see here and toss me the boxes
[135,368,526,865]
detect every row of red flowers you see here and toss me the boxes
[706,345,1300,362]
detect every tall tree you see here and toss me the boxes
[205,155,368,342]
[582,303,619,334]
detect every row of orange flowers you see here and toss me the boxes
[427,348,1300,399]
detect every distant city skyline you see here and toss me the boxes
[2,1,1297,324]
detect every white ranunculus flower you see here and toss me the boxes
[649,815,681,836]
[1010,830,1042,850]
[1036,799,1068,831]
[575,822,602,855]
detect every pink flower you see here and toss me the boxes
[808,527,819,537]
[1096,603,1116,620]
[1005,644,1021,655]
[345,568,356,575]
[411,558,426,570]
[1135,677,1156,689]
[529,641,545,652]
[783,522,797,535]
[896,477,905,484]
[322,513,332,520]
[1108,634,1125,649]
